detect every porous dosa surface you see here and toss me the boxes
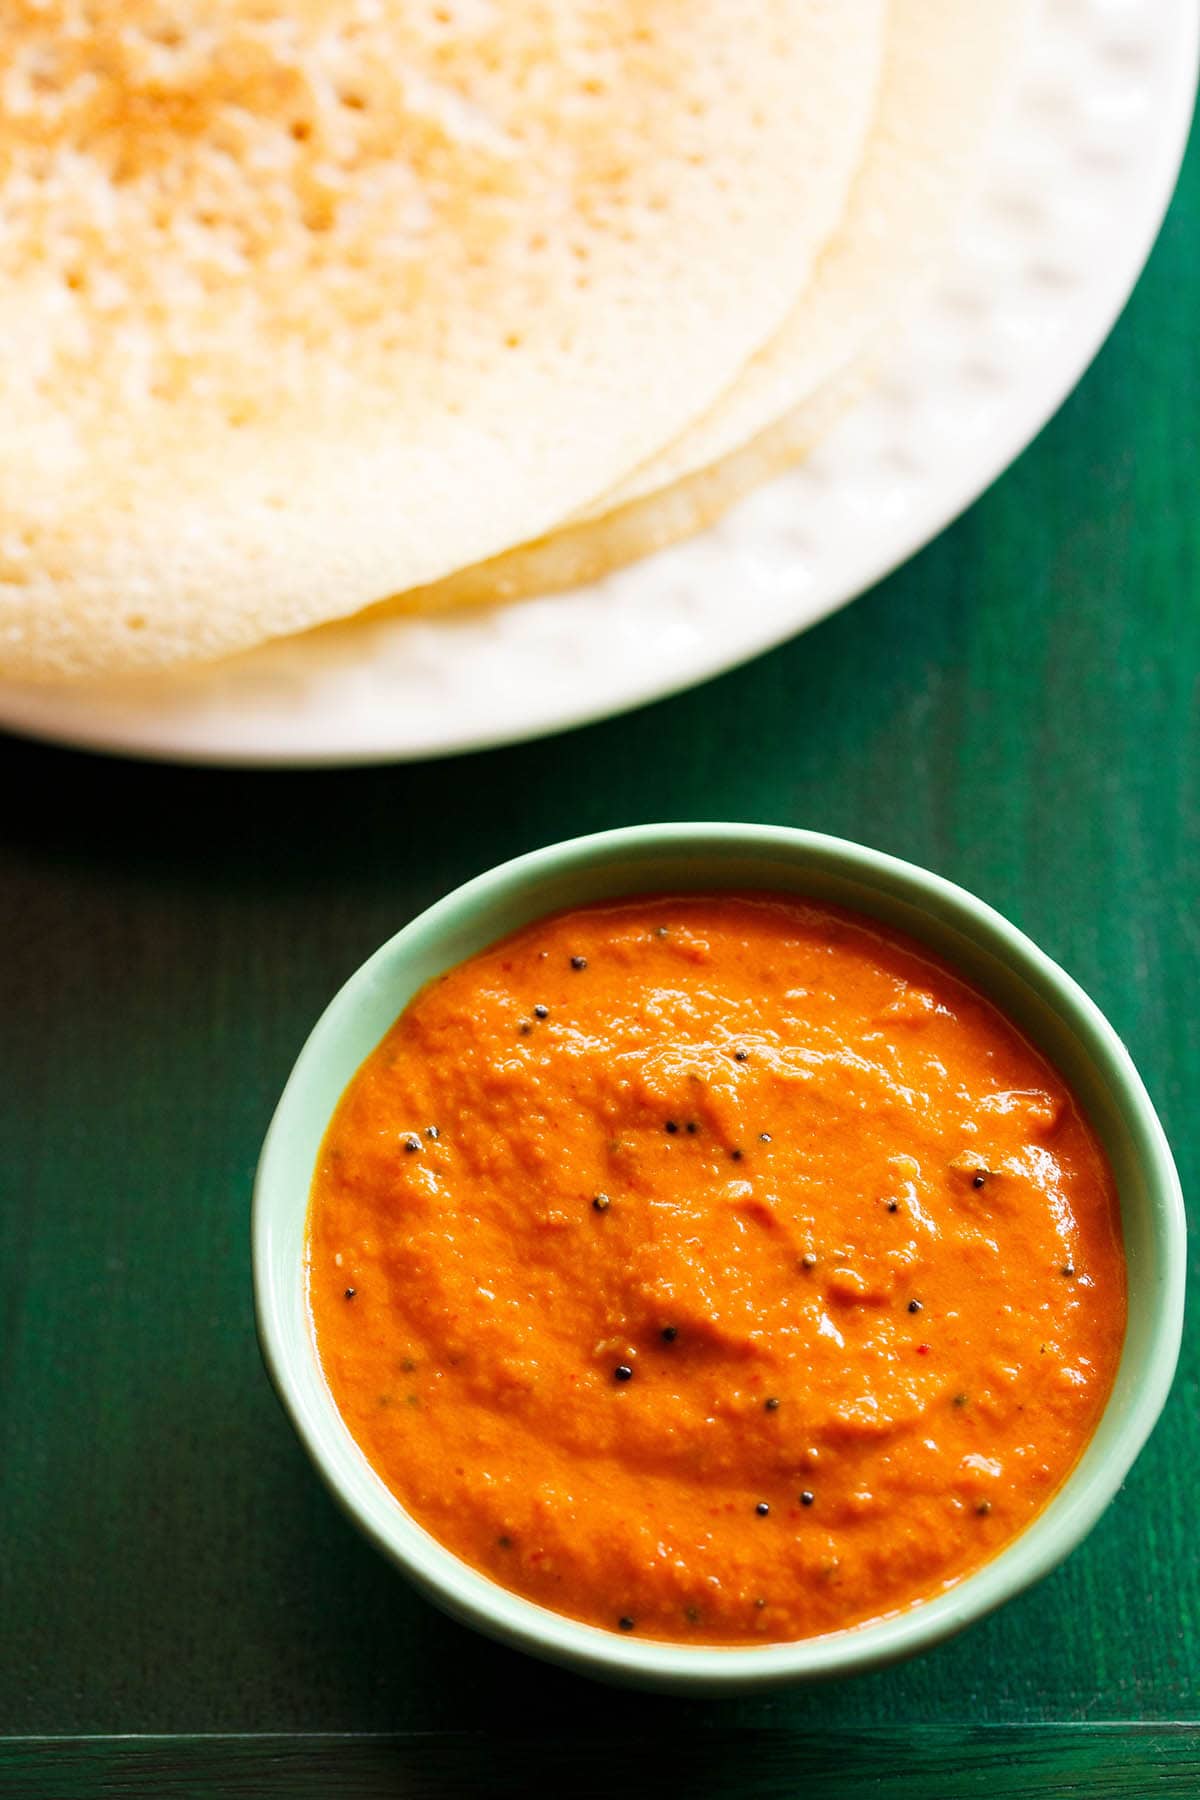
[355,0,1025,622]
[576,0,1026,519]
[0,0,884,678]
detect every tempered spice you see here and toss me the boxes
[309,892,1126,1647]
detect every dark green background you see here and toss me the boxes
[2,123,1197,1800]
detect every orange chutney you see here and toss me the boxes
[308,894,1126,1644]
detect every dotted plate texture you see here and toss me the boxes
[0,0,1195,767]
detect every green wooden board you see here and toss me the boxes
[1,106,1197,1800]
[0,1728,1198,1799]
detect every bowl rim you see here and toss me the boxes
[253,822,1186,1690]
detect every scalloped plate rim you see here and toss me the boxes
[0,0,1195,767]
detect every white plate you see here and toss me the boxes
[1,0,1195,768]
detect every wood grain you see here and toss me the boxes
[0,1729,1197,1797]
[0,110,1196,1778]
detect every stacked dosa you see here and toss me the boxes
[0,0,884,678]
[388,0,1027,619]
[0,3,1029,682]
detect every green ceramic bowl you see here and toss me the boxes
[253,824,1184,1693]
